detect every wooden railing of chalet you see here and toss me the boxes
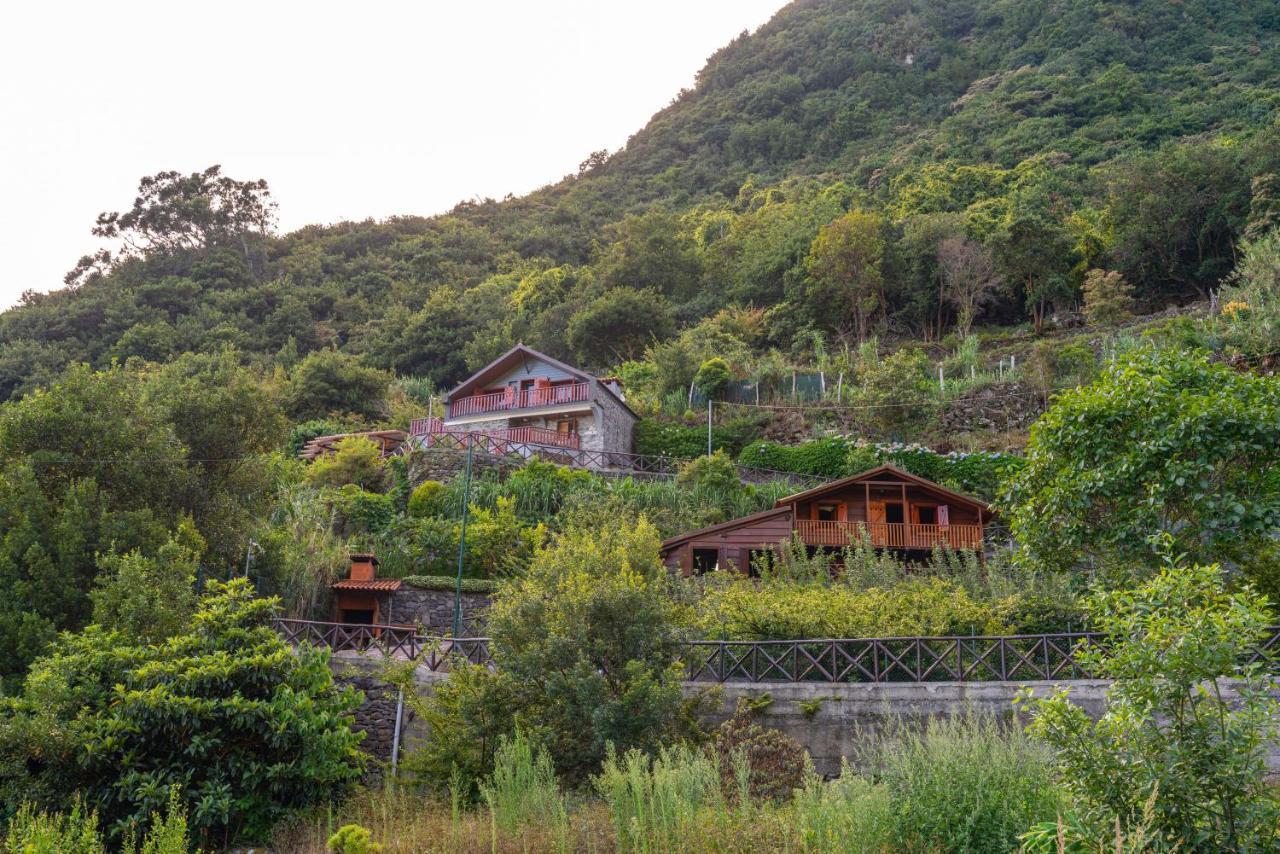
[273,619,1280,684]
[448,382,592,418]
[795,520,984,550]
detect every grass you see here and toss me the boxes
[270,711,1062,854]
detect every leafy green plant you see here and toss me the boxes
[791,763,894,854]
[406,480,448,518]
[713,699,807,803]
[1022,548,1280,849]
[1003,347,1280,574]
[326,823,382,854]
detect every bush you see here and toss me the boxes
[595,745,726,853]
[461,497,545,578]
[1004,348,1280,573]
[1023,551,1280,849]
[635,420,757,459]
[306,436,388,491]
[486,516,688,783]
[401,575,497,594]
[332,485,397,536]
[792,766,895,853]
[326,823,382,854]
[0,580,363,847]
[739,437,852,477]
[714,700,808,803]
[1081,268,1135,325]
[3,790,189,854]
[696,576,1007,640]
[284,350,390,420]
[406,480,449,518]
[694,357,733,397]
[479,730,566,836]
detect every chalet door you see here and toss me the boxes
[867,500,887,546]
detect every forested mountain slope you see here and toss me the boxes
[2,0,1279,399]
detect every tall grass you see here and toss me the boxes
[479,730,567,842]
[792,763,894,853]
[3,791,189,854]
[871,712,1063,853]
[595,745,728,854]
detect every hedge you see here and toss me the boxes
[634,417,763,459]
[402,575,498,594]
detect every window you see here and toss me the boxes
[885,502,905,524]
[816,504,838,521]
[692,548,719,575]
[556,419,579,436]
[915,506,937,525]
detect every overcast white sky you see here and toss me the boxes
[0,1,784,310]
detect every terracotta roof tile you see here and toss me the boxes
[331,579,403,592]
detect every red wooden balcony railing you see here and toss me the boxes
[448,382,592,418]
[795,520,984,550]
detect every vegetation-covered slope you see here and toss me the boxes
[2,0,1280,402]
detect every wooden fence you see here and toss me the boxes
[275,620,1280,684]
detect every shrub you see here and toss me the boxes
[406,479,448,518]
[306,436,388,491]
[486,516,688,783]
[694,357,733,397]
[0,579,363,847]
[1003,348,1280,574]
[792,765,895,853]
[714,700,808,803]
[875,713,1062,852]
[332,485,397,536]
[326,823,382,854]
[1022,550,1280,849]
[739,437,852,477]
[398,663,518,802]
[696,575,1006,640]
[286,418,349,457]
[1081,268,1135,326]
[3,790,189,854]
[635,420,755,459]
[401,575,497,594]
[89,519,204,644]
[461,497,545,578]
[500,460,593,522]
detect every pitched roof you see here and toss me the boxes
[445,343,637,420]
[446,344,592,399]
[659,506,793,552]
[775,463,990,511]
[331,578,403,592]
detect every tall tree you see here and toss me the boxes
[937,236,1000,336]
[805,210,886,343]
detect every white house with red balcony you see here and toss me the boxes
[409,344,637,468]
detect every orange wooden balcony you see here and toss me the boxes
[409,420,581,450]
[795,520,984,551]
[448,382,592,418]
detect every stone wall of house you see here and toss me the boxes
[581,381,635,456]
[387,586,491,635]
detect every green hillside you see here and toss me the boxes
[2,0,1279,401]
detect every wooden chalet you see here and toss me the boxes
[660,464,990,575]
[408,344,637,467]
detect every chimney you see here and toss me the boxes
[349,553,379,582]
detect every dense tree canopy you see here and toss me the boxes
[1,0,1277,393]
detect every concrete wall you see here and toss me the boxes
[332,657,1280,780]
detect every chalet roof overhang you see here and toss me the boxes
[659,506,793,553]
[444,343,639,421]
[774,463,990,512]
[446,344,593,401]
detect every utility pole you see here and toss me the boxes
[451,444,474,639]
[707,398,713,456]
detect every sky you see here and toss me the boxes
[0,0,785,310]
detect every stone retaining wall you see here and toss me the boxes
[389,587,490,634]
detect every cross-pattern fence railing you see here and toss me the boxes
[277,620,1280,683]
